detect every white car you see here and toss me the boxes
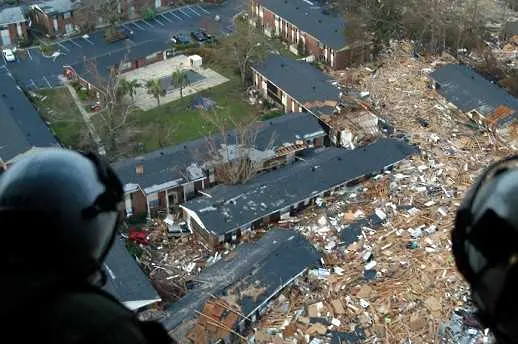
[2,48,15,62]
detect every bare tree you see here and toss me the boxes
[81,0,124,38]
[217,17,271,85]
[336,0,488,57]
[85,59,141,161]
[199,110,276,185]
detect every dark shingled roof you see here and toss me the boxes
[0,69,59,161]
[253,54,341,107]
[254,112,325,149]
[183,138,418,236]
[260,0,346,49]
[112,136,209,194]
[112,113,325,192]
[430,64,518,116]
[0,5,26,25]
[35,0,83,15]
[70,40,165,86]
[103,235,161,307]
[162,228,320,335]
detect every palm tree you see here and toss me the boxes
[145,79,165,107]
[171,69,190,99]
[119,78,141,102]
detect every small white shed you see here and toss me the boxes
[188,54,202,69]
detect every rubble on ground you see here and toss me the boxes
[135,219,215,303]
[248,43,510,343]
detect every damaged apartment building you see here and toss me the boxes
[113,113,326,218]
[430,64,518,130]
[252,54,382,148]
[161,228,321,343]
[180,138,418,247]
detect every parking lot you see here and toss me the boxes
[1,2,241,91]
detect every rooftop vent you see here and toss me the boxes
[135,162,144,176]
[312,85,316,90]
[1,93,6,97]
[318,19,322,23]
[284,0,287,3]
[9,106,14,111]
[296,6,299,9]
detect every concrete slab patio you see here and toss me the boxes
[121,55,229,111]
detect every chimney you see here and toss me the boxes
[135,162,144,176]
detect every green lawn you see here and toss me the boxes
[132,66,256,152]
[32,87,87,149]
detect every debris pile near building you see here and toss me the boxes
[248,43,511,343]
[136,220,214,303]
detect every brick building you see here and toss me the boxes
[181,138,418,247]
[31,0,178,35]
[250,0,349,69]
[430,64,518,130]
[0,5,29,47]
[113,112,327,218]
[251,54,341,116]
[31,0,86,36]
[63,40,166,93]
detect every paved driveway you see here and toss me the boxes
[2,0,245,91]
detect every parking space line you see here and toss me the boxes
[42,75,52,88]
[56,41,70,52]
[169,11,183,20]
[178,8,191,18]
[28,79,37,88]
[131,21,146,30]
[153,17,165,26]
[27,49,32,60]
[69,39,82,47]
[160,13,173,23]
[82,36,95,45]
[141,20,155,28]
[196,5,210,14]
[187,6,201,16]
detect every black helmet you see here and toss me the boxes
[0,149,123,276]
[453,156,518,343]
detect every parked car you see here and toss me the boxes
[2,48,15,62]
[190,30,207,42]
[170,33,190,44]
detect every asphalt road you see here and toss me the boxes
[1,0,245,90]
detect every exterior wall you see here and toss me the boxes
[131,189,148,215]
[334,50,348,70]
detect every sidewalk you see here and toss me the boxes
[61,77,106,155]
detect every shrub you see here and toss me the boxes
[18,37,33,48]
[40,42,56,56]
[141,7,156,21]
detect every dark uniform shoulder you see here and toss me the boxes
[34,291,151,344]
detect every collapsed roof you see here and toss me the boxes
[162,228,320,338]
